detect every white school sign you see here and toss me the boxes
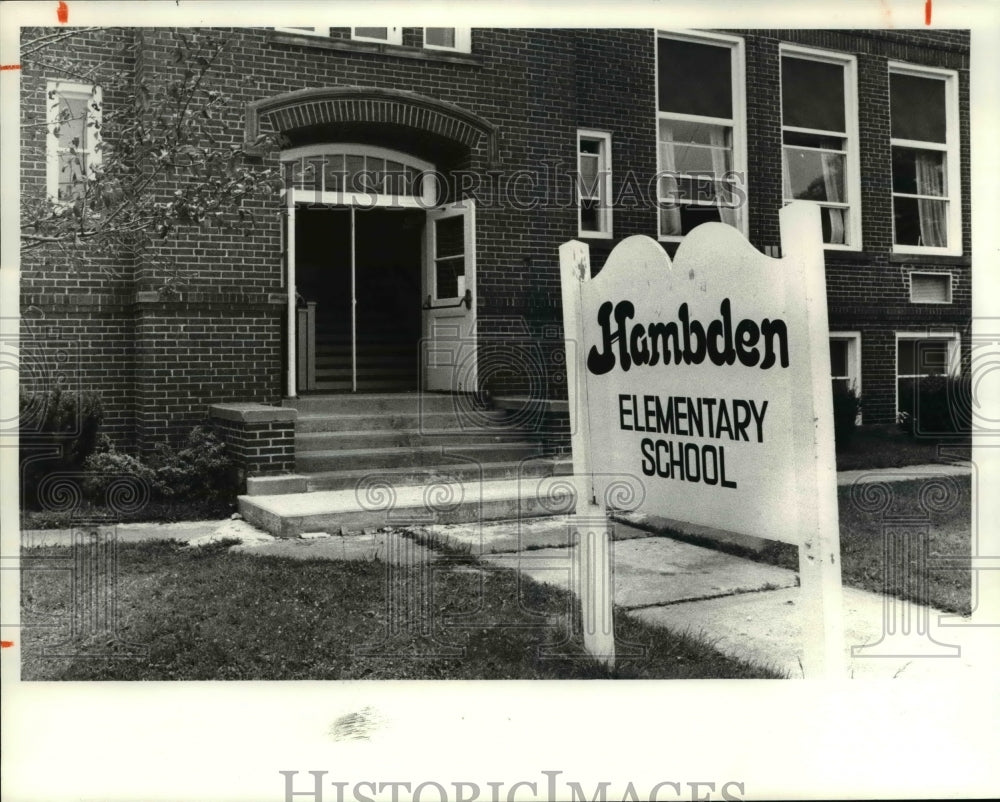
[559,202,845,678]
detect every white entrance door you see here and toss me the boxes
[422,200,477,392]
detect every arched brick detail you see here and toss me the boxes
[246,87,499,165]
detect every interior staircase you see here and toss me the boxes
[310,335,418,392]
[238,393,573,537]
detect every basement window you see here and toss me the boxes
[909,272,952,304]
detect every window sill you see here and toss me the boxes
[577,232,614,241]
[890,252,969,266]
[266,30,482,67]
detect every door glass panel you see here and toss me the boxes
[435,215,464,258]
[434,215,465,299]
[435,257,463,299]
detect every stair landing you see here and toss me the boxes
[237,393,571,537]
[239,476,577,538]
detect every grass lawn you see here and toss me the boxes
[20,498,237,530]
[836,476,972,615]
[835,425,970,470]
[20,540,782,681]
[745,477,972,615]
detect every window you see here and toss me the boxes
[273,27,330,37]
[351,27,402,45]
[830,333,861,395]
[909,272,952,303]
[890,64,961,255]
[656,31,746,239]
[47,81,102,203]
[281,144,440,207]
[830,333,862,423]
[780,47,860,248]
[896,332,960,418]
[577,130,612,238]
[423,28,471,53]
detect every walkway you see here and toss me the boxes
[20,462,989,679]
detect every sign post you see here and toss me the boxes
[559,240,616,667]
[558,201,845,678]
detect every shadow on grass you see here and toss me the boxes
[835,425,970,471]
[626,478,972,616]
[20,539,781,681]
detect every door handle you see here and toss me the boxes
[423,289,472,310]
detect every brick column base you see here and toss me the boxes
[209,403,297,491]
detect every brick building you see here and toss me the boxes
[21,27,971,458]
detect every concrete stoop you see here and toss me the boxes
[240,393,572,537]
[239,476,578,538]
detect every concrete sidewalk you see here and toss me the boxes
[19,462,986,679]
[836,461,972,486]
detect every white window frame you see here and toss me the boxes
[889,62,962,257]
[655,29,748,242]
[779,44,862,251]
[46,80,102,203]
[894,330,961,416]
[351,27,403,46]
[830,332,862,423]
[908,271,953,304]
[576,129,613,239]
[423,28,471,54]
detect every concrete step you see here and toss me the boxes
[284,393,482,415]
[302,457,562,491]
[309,380,418,392]
[238,477,578,537]
[296,442,544,473]
[296,410,508,433]
[296,428,529,451]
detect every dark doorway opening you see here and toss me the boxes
[295,207,423,391]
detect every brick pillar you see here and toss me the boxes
[209,403,297,491]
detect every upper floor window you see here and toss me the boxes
[273,27,331,37]
[577,130,613,238]
[781,47,860,249]
[423,28,471,53]
[351,27,403,45]
[889,64,961,256]
[46,80,102,203]
[273,27,470,54]
[656,31,746,240]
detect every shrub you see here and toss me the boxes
[898,374,971,436]
[150,425,238,502]
[82,424,238,506]
[832,385,861,449]
[19,388,103,508]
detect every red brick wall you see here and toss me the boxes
[20,26,972,444]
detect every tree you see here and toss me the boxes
[19,27,283,291]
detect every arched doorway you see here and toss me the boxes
[281,144,476,395]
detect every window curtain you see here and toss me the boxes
[914,152,946,247]
[709,127,737,228]
[820,151,845,244]
[659,128,682,234]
